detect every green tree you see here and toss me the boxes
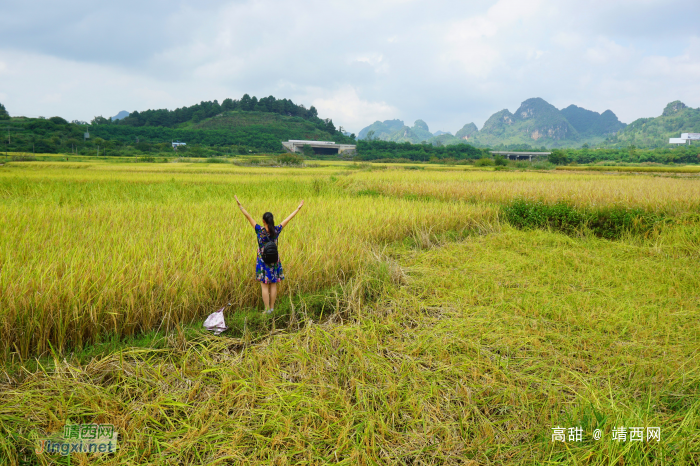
[277,153,304,165]
[548,149,569,165]
[90,115,110,125]
[240,94,253,111]
[221,98,234,111]
[324,118,336,134]
[136,141,152,152]
[0,103,10,120]
[301,144,315,157]
[192,110,206,123]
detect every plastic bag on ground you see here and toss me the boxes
[203,304,229,335]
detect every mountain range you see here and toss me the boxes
[358,97,698,148]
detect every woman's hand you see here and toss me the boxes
[281,201,304,228]
[235,195,256,227]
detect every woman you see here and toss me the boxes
[234,195,304,314]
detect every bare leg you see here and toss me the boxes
[269,283,278,310]
[260,282,270,310]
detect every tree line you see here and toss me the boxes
[92,94,342,135]
[0,119,281,156]
[355,140,486,162]
[0,96,354,155]
[547,145,700,165]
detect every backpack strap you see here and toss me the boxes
[263,226,276,243]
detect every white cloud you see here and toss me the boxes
[42,93,62,104]
[0,0,699,133]
[551,32,583,49]
[584,38,634,65]
[350,54,389,74]
[0,49,230,120]
[637,38,700,80]
[310,87,398,132]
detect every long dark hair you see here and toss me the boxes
[262,212,276,239]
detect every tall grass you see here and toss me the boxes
[0,162,497,360]
[556,165,700,173]
[339,169,700,215]
[1,227,697,464]
[1,160,699,464]
[502,199,665,238]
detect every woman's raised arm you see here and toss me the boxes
[280,200,304,228]
[234,195,257,227]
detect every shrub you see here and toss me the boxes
[11,155,38,162]
[301,145,315,157]
[494,155,507,166]
[548,149,570,165]
[502,199,663,239]
[48,116,69,125]
[475,158,495,167]
[276,154,304,165]
[532,161,555,170]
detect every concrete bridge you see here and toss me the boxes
[490,151,551,161]
[283,140,356,156]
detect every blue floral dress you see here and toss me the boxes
[255,224,285,283]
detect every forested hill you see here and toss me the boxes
[89,94,355,149]
[560,105,626,137]
[101,94,325,128]
[606,101,700,148]
[93,94,354,144]
[0,95,355,155]
[91,110,351,152]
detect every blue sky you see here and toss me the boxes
[1,0,699,134]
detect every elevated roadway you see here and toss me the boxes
[283,140,356,156]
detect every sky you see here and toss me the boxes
[1,0,699,135]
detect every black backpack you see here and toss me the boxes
[261,233,279,266]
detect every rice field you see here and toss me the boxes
[338,169,700,214]
[1,160,698,465]
[556,165,700,174]
[0,162,499,360]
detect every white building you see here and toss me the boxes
[172,141,187,149]
[669,133,700,145]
